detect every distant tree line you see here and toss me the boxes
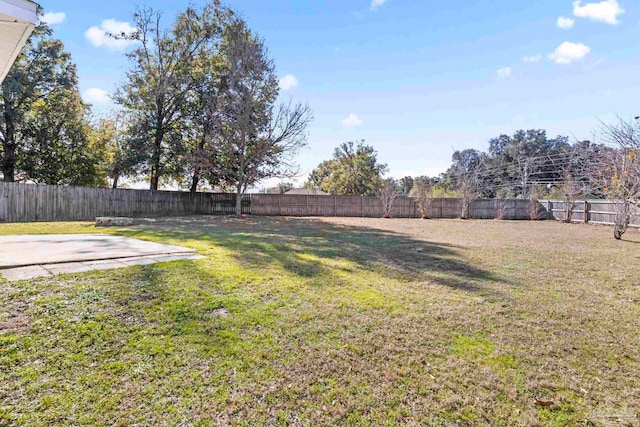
[306,123,639,239]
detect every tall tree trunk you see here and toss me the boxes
[150,125,164,191]
[190,135,206,193]
[1,144,15,182]
[235,166,245,216]
[150,169,159,191]
[235,147,246,216]
[235,182,243,216]
[112,175,119,189]
[461,196,471,219]
[190,168,200,193]
[2,110,16,182]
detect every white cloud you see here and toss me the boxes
[370,0,387,11]
[523,54,542,63]
[279,74,299,91]
[85,19,138,50]
[497,67,512,78]
[548,41,591,64]
[573,0,624,25]
[557,16,575,29]
[341,113,363,128]
[82,88,111,105]
[41,12,66,25]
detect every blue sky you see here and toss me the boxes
[39,0,640,186]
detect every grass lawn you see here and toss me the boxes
[1,217,639,426]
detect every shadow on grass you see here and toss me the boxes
[117,216,507,294]
[619,235,640,244]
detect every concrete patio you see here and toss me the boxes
[0,234,204,281]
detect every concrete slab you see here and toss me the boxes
[1,265,52,281]
[45,262,94,276]
[0,234,196,269]
[119,256,167,267]
[119,254,205,267]
[149,255,186,263]
[81,259,128,270]
[0,234,205,281]
[0,254,207,281]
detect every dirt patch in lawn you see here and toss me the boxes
[0,314,30,334]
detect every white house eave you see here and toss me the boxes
[0,0,37,23]
[0,0,38,83]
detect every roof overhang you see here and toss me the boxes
[0,0,37,83]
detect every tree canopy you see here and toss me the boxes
[112,4,312,204]
[198,18,312,214]
[307,141,388,196]
[1,14,103,185]
[113,2,232,191]
[439,130,601,200]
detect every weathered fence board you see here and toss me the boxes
[0,183,250,222]
[338,196,363,217]
[2,183,637,226]
[250,196,638,226]
[540,200,640,227]
[250,196,542,220]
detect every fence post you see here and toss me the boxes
[361,196,364,217]
[584,200,589,224]
[333,196,337,217]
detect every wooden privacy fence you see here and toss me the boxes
[251,194,418,217]
[250,195,536,219]
[2,182,637,226]
[1,184,532,222]
[251,196,640,225]
[0,183,250,222]
[540,200,640,227]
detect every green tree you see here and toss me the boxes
[91,113,141,188]
[308,141,388,196]
[486,130,570,198]
[398,176,414,196]
[114,2,230,191]
[171,5,230,193]
[1,15,99,184]
[18,89,105,186]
